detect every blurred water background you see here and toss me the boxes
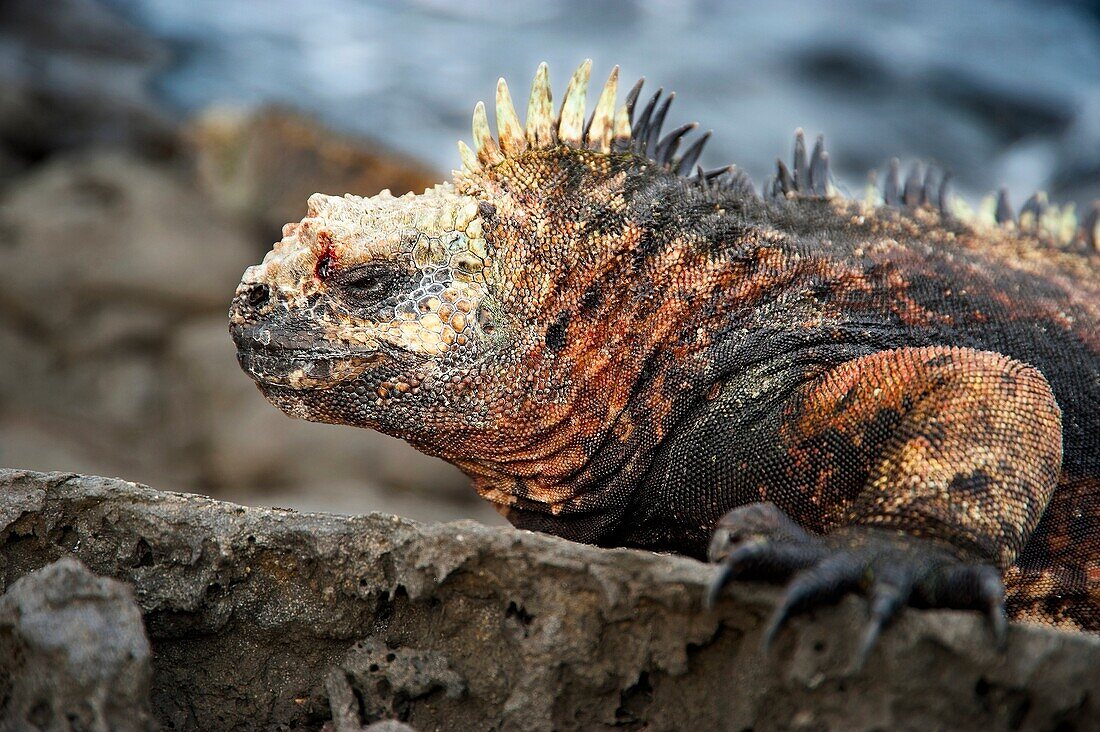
[0,0,1097,524]
[111,0,1100,205]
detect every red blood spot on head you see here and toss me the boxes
[315,231,337,280]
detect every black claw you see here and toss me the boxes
[705,562,735,608]
[931,563,1009,648]
[762,606,791,650]
[793,129,808,192]
[855,620,883,671]
[762,596,799,650]
[995,188,1014,224]
[708,504,1012,658]
[989,599,1008,649]
[762,554,864,649]
[869,573,911,622]
[855,571,913,670]
[674,131,710,176]
[706,508,826,610]
[884,159,901,206]
[856,615,890,671]
[977,569,1008,649]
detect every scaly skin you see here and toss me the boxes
[229,61,1100,644]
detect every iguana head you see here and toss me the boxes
[230,181,494,429]
[230,60,742,508]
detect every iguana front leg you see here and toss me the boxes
[707,346,1063,655]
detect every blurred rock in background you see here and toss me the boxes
[0,0,503,525]
[189,105,439,240]
[0,0,176,161]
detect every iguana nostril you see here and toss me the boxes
[246,284,270,308]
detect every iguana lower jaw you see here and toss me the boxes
[230,307,415,391]
[228,301,447,433]
[233,342,389,390]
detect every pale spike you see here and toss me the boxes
[611,102,631,151]
[472,101,504,165]
[457,140,480,172]
[1083,202,1100,250]
[1057,203,1078,246]
[586,66,619,152]
[557,59,592,147]
[526,62,554,148]
[495,78,526,156]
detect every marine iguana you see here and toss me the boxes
[229,60,1100,652]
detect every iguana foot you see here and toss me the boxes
[705,502,1007,666]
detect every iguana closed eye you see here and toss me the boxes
[230,60,1100,655]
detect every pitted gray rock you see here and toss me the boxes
[0,556,154,732]
[0,469,1097,731]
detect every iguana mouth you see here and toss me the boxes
[235,346,388,390]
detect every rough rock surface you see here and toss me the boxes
[1,470,1097,731]
[0,557,154,732]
